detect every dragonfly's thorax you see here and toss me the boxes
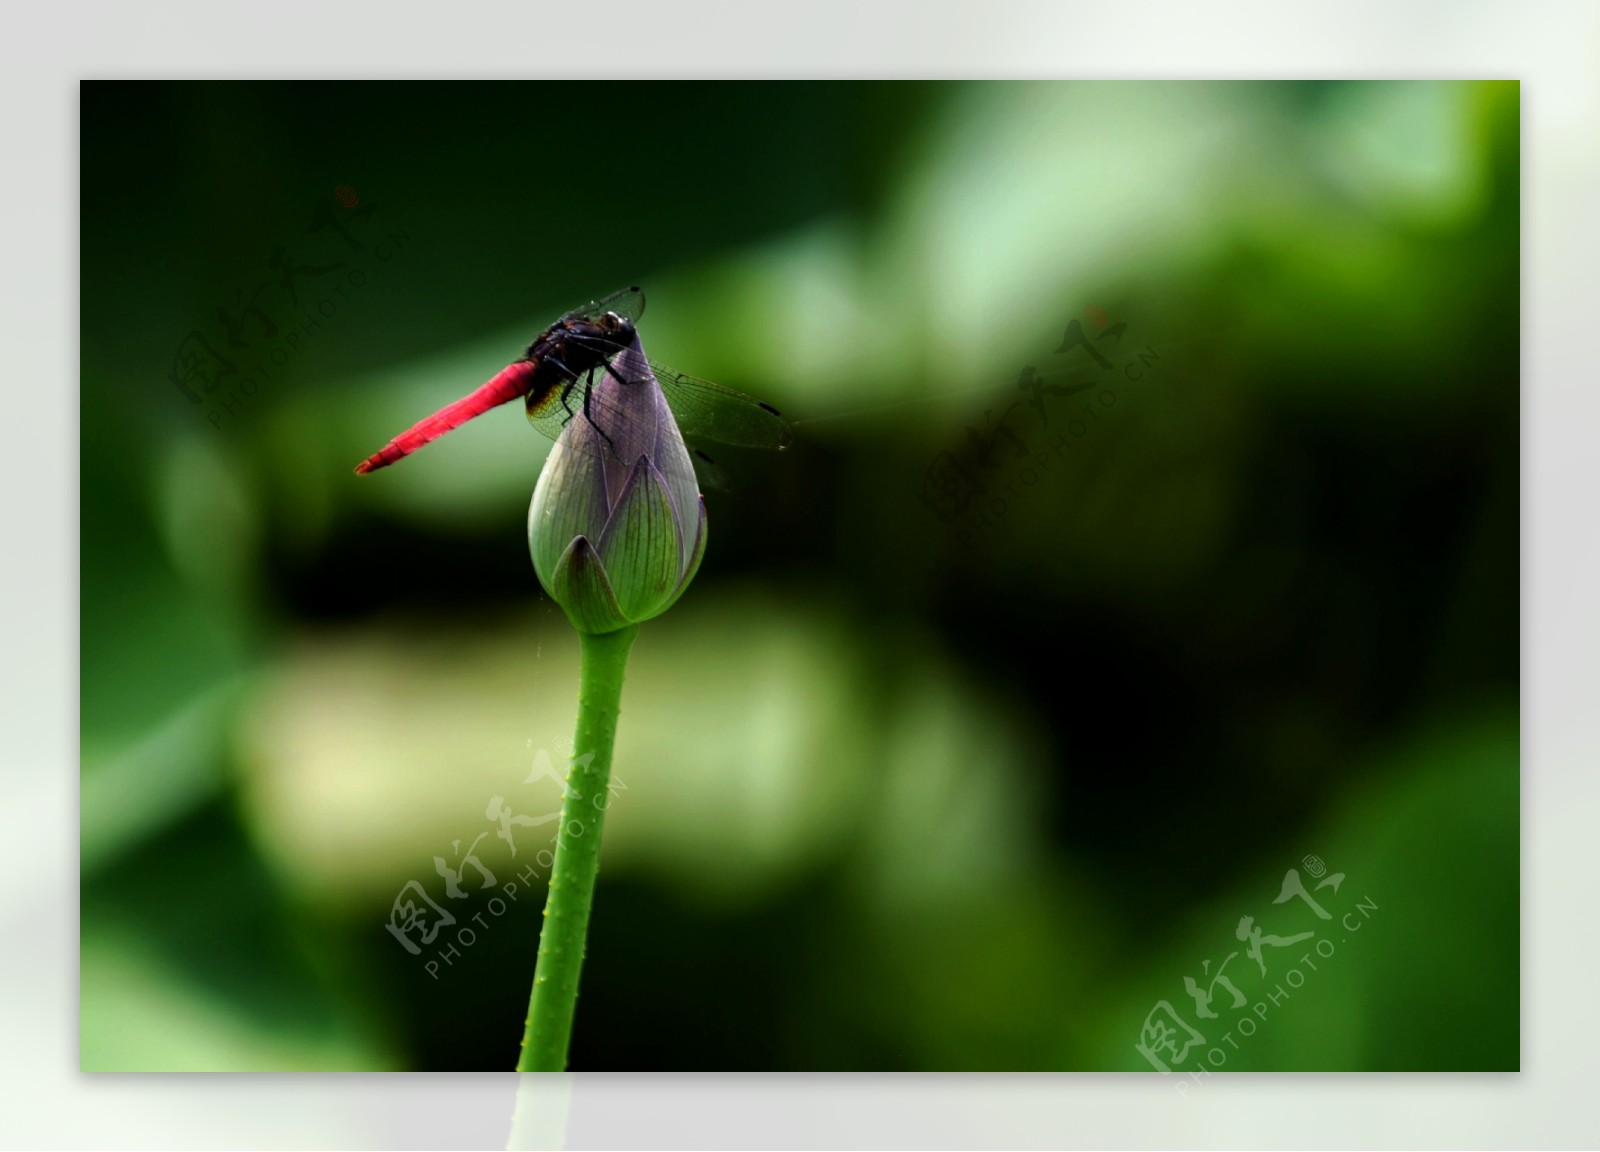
[523,311,636,377]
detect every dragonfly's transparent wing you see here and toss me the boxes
[528,355,793,452]
[523,355,691,469]
[647,362,794,451]
[527,375,736,497]
[559,285,646,325]
[688,447,733,493]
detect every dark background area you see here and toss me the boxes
[80,80,1518,1070]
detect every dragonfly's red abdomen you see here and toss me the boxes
[354,359,540,474]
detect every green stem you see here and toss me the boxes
[517,623,638,1072]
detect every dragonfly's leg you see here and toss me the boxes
[546,358,600,434]
[554,378,578,422]
[543,356,579,407]
[580,369,618,457]
[545,356,619,457]
[542,361,579,422]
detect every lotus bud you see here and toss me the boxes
[528,337,707,635]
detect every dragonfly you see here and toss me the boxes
[353,286,793,476]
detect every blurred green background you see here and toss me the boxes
[80,81,1518,1071]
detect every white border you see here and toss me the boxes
[10,0,1593,1146]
